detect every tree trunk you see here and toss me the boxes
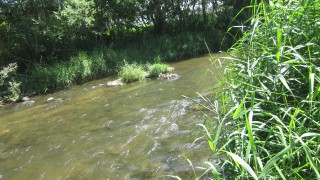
[151,0,166,34]
[202,0,207,25]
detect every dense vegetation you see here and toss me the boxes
[0,0,250,103]
[200,0,320,179]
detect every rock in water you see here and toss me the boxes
[21,97,30,101]
[158,73,180,81]
[107,79,124,86]
[22,100,35,106]
[47,97,55,102]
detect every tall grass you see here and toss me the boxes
[199,0,320,179]
[20,50,111,93]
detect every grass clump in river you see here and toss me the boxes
[119,63,145,83]
[198,0,320,179]
[147,63,169,77]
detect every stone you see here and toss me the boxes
[107,79,124,86]
[22,100,35,106]
[47,97,55,102]
[158,73,179,81]
[21,96,30,101]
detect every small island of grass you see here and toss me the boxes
[107,62,177,86]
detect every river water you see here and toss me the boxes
[0,54,223,179]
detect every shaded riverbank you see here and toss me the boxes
[20,32,218,95]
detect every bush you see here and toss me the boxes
[200,1,320,179]
[119,63,145,83]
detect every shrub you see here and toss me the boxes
[0,63,21,102]
[119,63,145,83]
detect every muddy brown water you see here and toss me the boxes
[0,54,223,179]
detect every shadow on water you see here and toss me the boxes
[0,54,224,179]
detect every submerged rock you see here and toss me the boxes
[158,73,180,81]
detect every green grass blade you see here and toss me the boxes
[246,111,256,153]
[259,145,291,178]
[204,162,220,180]
[275,164,286,180]
[197,124,215,152]
[225,151,258,180]
[297,134,320,177]
[184,154,197,179]
[233,92,248,119]
[309,71,314,105]
[279,74,293,95]
[276,27,282,62]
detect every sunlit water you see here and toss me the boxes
[0,54,223,179]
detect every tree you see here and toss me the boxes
[56,0,96,40]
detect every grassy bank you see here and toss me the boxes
[200,0,320,179]
[12,31,218,96]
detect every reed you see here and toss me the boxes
[199,0,320,179]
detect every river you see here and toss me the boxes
[0,54,223,179]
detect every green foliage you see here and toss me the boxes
[119,63,145,83]
[0,0,240,70]
[55,0,96,40]
[0,0,242,97]
[113,31,216,63]
[0,0,244,95]
[148,63,169,77]
[200,0,320,179]
[0,63,21,102]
